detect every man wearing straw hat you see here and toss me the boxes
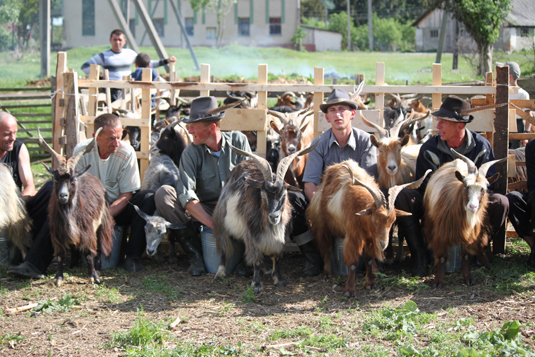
[394,95,509,277]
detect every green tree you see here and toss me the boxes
[15,0,38,49]
[190,0,236,48]
[327,11,358,50]
[443,0,512,76]
[0,0,19,50]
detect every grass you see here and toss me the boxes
[140,275,183,302]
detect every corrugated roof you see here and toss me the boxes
[506,0,535,27]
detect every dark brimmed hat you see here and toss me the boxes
[319,89,357,113]
[182,96,225,123]
[431,95,474,123]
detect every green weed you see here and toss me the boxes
[0,332,26,347]
[34,294,79,313]
[266,325,313,340]
[241,286,256,303]
[110,308,171,350]
[95,286,121,304]
[141,275,182,301]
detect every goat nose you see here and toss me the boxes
[59,192,68,200]
[147,249,155,256]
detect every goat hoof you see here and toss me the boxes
[167,254,178,265]
[55,278,63,287]
[323,274,332,282]
[252,282,263,294]
[433,283,442,289]
[344,290,355,298]
[273,277,287,287]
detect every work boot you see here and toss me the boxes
[171,221,207,276]
[397,216,428,277]
[298,241,323,276]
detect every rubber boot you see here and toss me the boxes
[171,221,207,276]
[397,216,428,277]
[298,241,323,276]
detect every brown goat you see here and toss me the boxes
[307,160,429,297]
[37,128,114,286]
[423,150,505,288]
[269,109,314,188]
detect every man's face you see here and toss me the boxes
[325,104,355,131]
[436,118,462,143]
[109,34,126,53]
[96,124,123,156]
[188,122,212,146]
[0,117,17,153]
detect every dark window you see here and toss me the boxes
[270,17,281,35]
[207,27,216,40]
[430,29,439,38]
[238,18,250,36]
[185,17,194,36]
[520,27,530,37]
[82,0,95,36]
[129,19,135,38]
[153,18,164,37]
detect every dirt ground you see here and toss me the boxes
[1,245,535,356]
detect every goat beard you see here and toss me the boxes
[57,199,82,248]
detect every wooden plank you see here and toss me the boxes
[508,133,535,140]
[77,80,500,95]
[320,110,381,132]
[432,63,442,133]
[508,181,527,192]
[17,128,52,133]
[18,120,53,124]
[313,66,324,138]
[508,154,516,177]
[139,68,152,181]
[0,93,52,100]
[86,64,100,137]
[493,65,509,254]
[104,70,112,114]
[135,151,150,159]
[80,115,150,127]
[7,113,51,117]
[53,52,67,164]
[256,64,268,154]
[220,109,267,131]
[200,64,210,97]
[375,63,385,127]
[107,0,139,53]
[0,104,51,109]
[18,137,53,144]
[465,110,495,132]
[132,0,169,72]
[511,99,535,110]
[485,72,494,105]
[0,87,52,92]
[63,71,80,157]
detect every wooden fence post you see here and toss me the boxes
[63,71,80,158]
[200,64,210,97]
[53,52,67,166]
[313,66,324,138]
[256,64,268,156]
[139,68,152,181]
[485,71,495,146]
[86,64,100,138]
[431,63,442,133]
[375,63,385,126]
[493,65,510,254]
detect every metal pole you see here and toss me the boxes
[347,0,351,51]
[368,0,373,51]
[169,0,200,71]
[39,0,50,78]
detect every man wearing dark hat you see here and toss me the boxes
[395,95,509,277]
[303,88,377,201]
[154,96,252,276]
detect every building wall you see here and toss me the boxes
[64,0,298,49]
[303,27,341,52]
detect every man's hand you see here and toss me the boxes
[167,56,177,63]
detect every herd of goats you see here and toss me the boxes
[0,84,528,296]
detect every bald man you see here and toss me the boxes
[0,112,36,200]
[1,112,55,279]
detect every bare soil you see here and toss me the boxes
[1,247,535,356]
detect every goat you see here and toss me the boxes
[268,108,314,188]
[141,120,189,191]
[131,204,182,262]
[0,164,32,260]
[423,149,505,288]
[37,128,114,286]
[360,111,429,263]
[307,160,430,297]
[508,147,527,188]
[213,142,318,293]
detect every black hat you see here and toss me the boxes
[182,96,225,123]
[319,89,357,113]
[431,95,474,123]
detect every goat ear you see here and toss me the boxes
[42,162,55,175]
[400,134,410,147]
[370,135,379,148]
[486,172,500,185]
[394,209,412,217]
[245,178,264,188]
[166,222,184,230]
[270,121,282,135]
[75,164,92,178]
[286,185,302,193]
[455,170,465,182]
[356,207,373,216]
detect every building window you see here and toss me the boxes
[129,19,136,38]
[270,17,281,35]
[185,17,194,36]
[238,18,250,36]
[430,29,439,38]
[206,27,216,40]
[153,18,164,37]
[520,27,530,37]
[82,0,95,36]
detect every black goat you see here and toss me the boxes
[37,128,114,286]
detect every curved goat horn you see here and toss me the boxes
[389,110,407,138]
[451,149,478,176]
[359,111,388,138]
[229,144,273,182]
[68,127,102,170]
[389,93,402,107]
[388,170,431,209]
[267,110,289,125]
[37,128,65,167]
[276,140,319,183]
[342,163,385,209]
[397,110,431,137]
[479,157,507,179]
[350,81,365,100]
